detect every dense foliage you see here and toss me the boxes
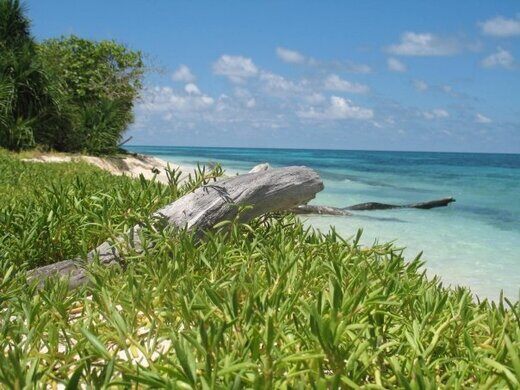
[39,36,144,154]
[0,149,519,388]
[0,0,62,150]
[0,0,143,154]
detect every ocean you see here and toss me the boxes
[126,145,520,301]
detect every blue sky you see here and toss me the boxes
[28,1,520,153]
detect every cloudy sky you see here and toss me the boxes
[30,1,520,153]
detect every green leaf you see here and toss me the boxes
[80,327,111,359]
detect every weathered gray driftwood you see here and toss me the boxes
[249,163,270,173]
[250,164,455,216]
[289,197,454,216]
[28,166,324,289]
[345,197,455,211]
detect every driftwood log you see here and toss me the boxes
[290,197,455,215]
[344,197,456,211]
[29,166,324,289]
[248,163,270,173]
[248,164,455,215]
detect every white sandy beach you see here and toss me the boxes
[22,153,194,184]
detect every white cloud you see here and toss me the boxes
[276,47,306,64]
[275,47,374,76]
[275,49,372,74]
[413,80,429,92]
[140,86,214,115]
[233,88,257,108]
[422,109,449,120]
[387,57,407,72]
[481,47,515,69]
[233,87,252,99]
[259,71,300,94]
[307,58,372,74]
[304,93,326,104]
[480,16,520,37]
[387,32,459,56]
[137,84,292,133]
[184,83,201,95]
[475,113,492,123]
[323,74,369,94]
[442,85,452,93]
[172,65,196,83]
[213,55,259,83]
[298,96,373,120]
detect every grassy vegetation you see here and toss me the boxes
[1,149,519,388]
[0,149,173,269]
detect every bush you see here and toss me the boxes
[0,116,35,149]
[38,36,144,154]
[62,99,130,155]
[0,1,144,154]
[0,149,184,268]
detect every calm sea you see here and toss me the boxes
[126,145,520,301]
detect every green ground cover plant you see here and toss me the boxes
[0,149,519,388]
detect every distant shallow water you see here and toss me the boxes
[127,145,520,301]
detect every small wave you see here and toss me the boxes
[351,214,407,223]
[457,205,518,230]
[320,170,430,193]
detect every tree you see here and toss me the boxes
[0,0,30,50]
[38,36,144,154]
[0,0,144,154]
[0,0,61,151]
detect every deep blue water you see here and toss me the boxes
[127,145,520,300]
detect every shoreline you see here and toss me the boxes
[125,146,520,302]
[19,150,519,301]
[21,153,194,185]
[21,152,250,184]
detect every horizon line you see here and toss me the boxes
[126,144,520,156]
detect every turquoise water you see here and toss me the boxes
[127,145,520,301]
